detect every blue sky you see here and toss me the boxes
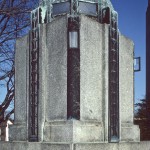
[0,0,148,104]
[111,0,148,103]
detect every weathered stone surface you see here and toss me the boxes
[0,142,150,150]
[14,35,29,123]
[121,123,140,142]
[9,35,29,141]
[75,143,118,150]
[43,121,73,142]
[80,15,109,141]
[41,143,71,150]
[45,16,68,121]
[10,14,140,143]
[38,23,47,141]
[27,142,41,150]
[43,15,106,143]
[43,120,103,142]
[12,141,28,150]
[73,120,103,142]
[80,16,108,122]
[119,34,140,142]
[119,34,134,123]
[9,123,27,141]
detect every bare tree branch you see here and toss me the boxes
[0,0,38,122]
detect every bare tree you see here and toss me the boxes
[0,0,38,123]
[134,98,150,140]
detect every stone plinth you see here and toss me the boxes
[1,142,150,150]
[43,120,103,142]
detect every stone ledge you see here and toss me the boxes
[0,141,150,150]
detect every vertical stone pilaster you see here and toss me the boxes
[38,24,47,141]
[45,16,68,121]
[119,34,140,142]
[9,35,29,141]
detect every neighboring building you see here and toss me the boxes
[146,0,150,100]
[145,0,150,140]
[0,120,13,141]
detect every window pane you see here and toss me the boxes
[78,2,97,16]
[134,57,141,72]
[69,32,78,48]
[52,2,70,16]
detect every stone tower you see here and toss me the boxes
[9,0,140,144]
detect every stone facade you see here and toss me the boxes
[9,15,140,143]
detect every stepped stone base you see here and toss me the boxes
[9,123,27,141]
[121,123,140,142]
[43,120,104,142]
[0,141,150,150]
